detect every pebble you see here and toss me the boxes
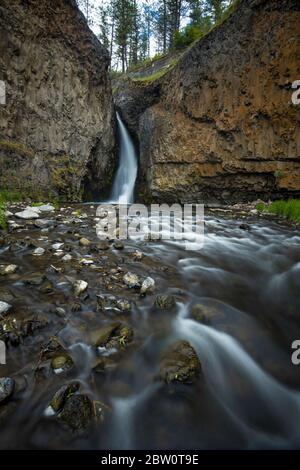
[74,280,88,296]
[0,377,15,404]
[79,237,91,246]
[123,272,140,288]
[52,242,64,250]
[140,277,155,296]
[62,254,72,262]
[133,250,144,261]
[0,264,18,275]
[15,209,39,220]
[0,301,12,316]
[33,247,45,256]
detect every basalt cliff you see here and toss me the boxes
[114,0,300,203]
[0,0,115,201]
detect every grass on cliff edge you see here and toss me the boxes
[257,199,300,223]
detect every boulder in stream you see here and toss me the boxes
[58,394,93,432]
[159,340,201,384]
[154,294,176,310]
[0,377,15,404]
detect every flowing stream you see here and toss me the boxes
[0,118,300,450]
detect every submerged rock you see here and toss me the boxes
[140,277,155,296]
[49,382,80,412]
[90,323,121,348]
[90,322,133,350]
[23,272,46,286]
[191,304,219,324]
[159,340,201,384]
[51,353,74,374]
[123,272,140,289]
[97,294,131,313]
[98,241,110,250]
[62,254,72,262]
[34,219,55,229]
[79,237,91,246]
[0,301,12,316]
[58,394,93,432]
[132,249,144,261]
[154,294,176,310]
[39,279,54,294]
[113,240,124,250]
[0,264,18,275]
[0,377,15,404]
[33,247,45,256]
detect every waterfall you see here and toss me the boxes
[110,112,138,204]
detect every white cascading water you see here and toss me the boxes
[110,112,138,204]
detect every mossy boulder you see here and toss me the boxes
[154,294,176,310]
[159,340,201,384]
[49,382,80,412]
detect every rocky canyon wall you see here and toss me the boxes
[115,0,300,203]
[0,0,115,201]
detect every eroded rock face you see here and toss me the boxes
[0,0,115,201]
[115,0,300,203]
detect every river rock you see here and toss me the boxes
[23,272,46,286]
[71,301,81,312]
[159,340,201,384]
[191,304,220,324]
[52,242,64,250]
[0,377,15,404]
[154,294,176,310]
[97,294,131,313]
[15,209,39,219]
[58,394,93,432]
[123,272,140,288]
[34,219,55,229]
[90,322,133,350]
[33,247,45,256]
[132,249,144,261]
[73,280,88,296]
[90,322,121,348]
[0,301,12,316]
[80,258,94,265]
[79,237,91,246]
[49,382,80,412]
[35,204,55,212]
[140,277,155,296]
[39,280,54,294]
[98,241,110,250]
[0,264,18,275]
[113,240,124,250]
[51,353,74,374]
[62,254,72,262]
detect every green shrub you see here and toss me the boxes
[173,25,204,50]
[256,199,300,223]
[0,203,7,230]
[0,190,24,205]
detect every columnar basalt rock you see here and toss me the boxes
[0,0,115,201]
